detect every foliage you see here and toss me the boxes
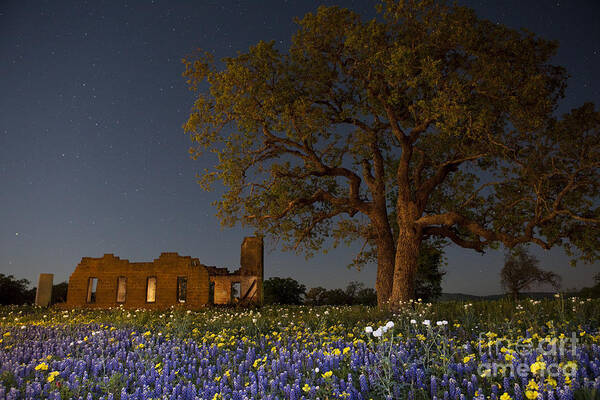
[182,0,600,306]
[0,273,35,305]
[302,241,444,305]
[51,282,68,305]
[263,277,306,305]
[500,245,561,300]
[578,273,600,299]
[304,287,328,305]
[414,240,445,301]
[304,282,378,306]
[1,298,599,399]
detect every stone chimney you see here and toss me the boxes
[240,236,264,278]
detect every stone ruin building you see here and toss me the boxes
[64,237,263,309]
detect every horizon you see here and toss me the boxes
[1,0,599,297]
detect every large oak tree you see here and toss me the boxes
[183,0,600,308]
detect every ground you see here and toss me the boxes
[0,298,599,399]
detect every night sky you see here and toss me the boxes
[1,0,599,295]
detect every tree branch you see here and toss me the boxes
[423,226,487,252]
[293,209,349,250]
[416,153,486,211]
[415,211,556,250]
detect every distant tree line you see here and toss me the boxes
[263,244,445,305]
[0,274,68,306]
[0,274,35,305]
[578,273,600,298]
[304,282,377,306]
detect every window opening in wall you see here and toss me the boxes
[231,282,241,303]
[146,277,157,303]
[116,276,126,303]
[87,277,98,303]
[209,281,215,305]
[177,277,187,303]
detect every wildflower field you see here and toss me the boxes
[1,298,599,400]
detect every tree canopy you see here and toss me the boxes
[183,0,600,308]
[0,274,35,305]
[263,277,306,305]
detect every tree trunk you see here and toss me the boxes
[389,227,422,309]
[375,234,395,307]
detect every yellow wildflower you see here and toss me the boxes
[47,371,60,383]
[35,362,48,371]
[321,371,333,379]
[530,361,546,375]
[525,390,539,400]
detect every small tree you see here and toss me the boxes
[263,277,306,305]
[0,274,35,305]
[414,241,446,302]
[305,286,329,305]
[355,287,378,306]
[578,273,600,298]
[51,282,69,305]
[500,246,561,300]
[323,288,350,305]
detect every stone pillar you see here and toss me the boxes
[35,273,54,307]
[240,237,264,278]
[240,236,264,305]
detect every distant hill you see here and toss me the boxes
[437,292,561,302]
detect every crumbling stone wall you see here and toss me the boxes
[65,236,264,309]
[209,236,263,305]
[66,253,209,309]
